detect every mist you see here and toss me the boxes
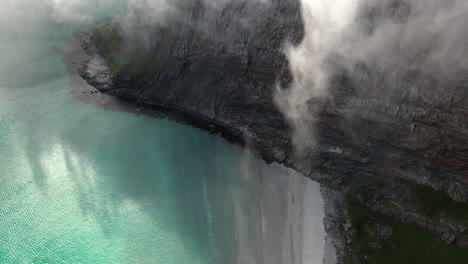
[276,0,468,155]
[117,0,273,51]
[26,0,467,157]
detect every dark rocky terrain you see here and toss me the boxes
[76,0,468,262]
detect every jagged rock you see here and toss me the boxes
[441,232,456,244]
[377,225,393,240]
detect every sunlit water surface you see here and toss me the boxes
[0,1,325,263]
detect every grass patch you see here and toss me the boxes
[346,201,468,264]
[407,181,468,226]
[92,24,179,78]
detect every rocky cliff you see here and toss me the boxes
[77,0,468,262]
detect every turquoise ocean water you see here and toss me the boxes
[0,1,325,263]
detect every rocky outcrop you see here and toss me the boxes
[77,0,468,260]
[79,0,467,193]
[79,0,303,165]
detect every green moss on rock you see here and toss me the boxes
[346,201,468,264]
[409,181,468,226]
[92,24,179,78]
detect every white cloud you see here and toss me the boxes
[276,0,468,155]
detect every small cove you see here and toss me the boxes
[0,1,327,263]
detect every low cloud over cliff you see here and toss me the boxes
[23,0,466,156]
[276,0,468,155]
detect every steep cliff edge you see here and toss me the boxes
[77,0,468,262]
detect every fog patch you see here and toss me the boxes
[276,0,468,155]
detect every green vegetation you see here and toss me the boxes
[92,24,179,78]
[408,181,468,226]
[346,201,468,264]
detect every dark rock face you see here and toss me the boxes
[80,0,286,149]
[80,0,303,163]
[78,0,468,257]
[79,0,467,192]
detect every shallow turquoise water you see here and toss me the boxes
[0,1,326,264]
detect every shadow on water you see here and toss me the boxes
[0,28,235,262]
[0,2,284,263]
[1,22,326,262]
[57,111,232,261]
[1,47,223,263]
[58,36,325,264]
[13,91,231,261]
[24,135,50,193]
[60,35,226,248]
